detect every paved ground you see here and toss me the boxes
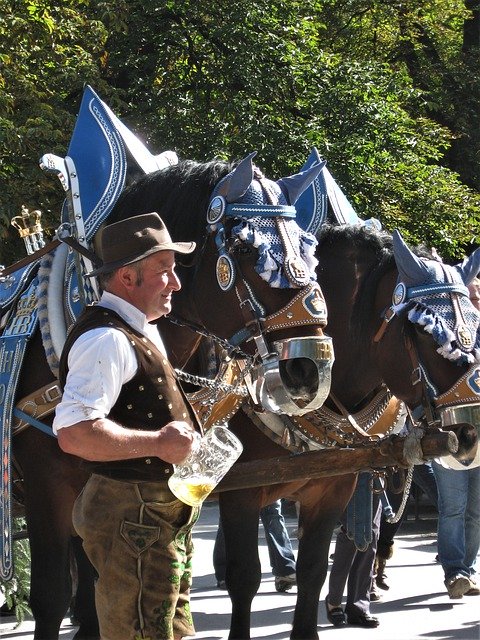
[1,499,479,640]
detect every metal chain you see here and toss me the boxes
[167,314,253,360]
[177,356,256,427]
[167,315,255,397]
[175,366,250,397]
[385,466,414,524]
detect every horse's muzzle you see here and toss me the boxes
[246,335,334,416]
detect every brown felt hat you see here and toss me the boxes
[87,212,196,277]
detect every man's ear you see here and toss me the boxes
[117,265,137,288]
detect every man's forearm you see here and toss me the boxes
[56,417,196,464]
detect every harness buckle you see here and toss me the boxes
[43,384,62,404]
[384,307,396,323]
[411,367,422,386]
[373,306,396,343]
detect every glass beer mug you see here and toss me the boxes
[168,425,243,507]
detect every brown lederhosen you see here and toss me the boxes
[73,475,200,640]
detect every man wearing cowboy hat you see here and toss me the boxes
[53,212,201,640]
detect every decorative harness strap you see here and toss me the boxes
[230,281,327,347]
[249,386,404,453]
[0,278,39,580]
[434,366,480,408]
[12,381,62,435]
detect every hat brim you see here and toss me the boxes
[86,241,196,277]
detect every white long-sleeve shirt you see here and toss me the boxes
[53,291,167,434]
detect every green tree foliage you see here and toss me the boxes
[1,0,479,261]
[0,519,31,624]
[94,0,480,258]
[0,0,108,263]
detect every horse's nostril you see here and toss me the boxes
[448,423,478,461]
[280,358,320,396]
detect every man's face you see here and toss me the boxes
[126,250,181,321]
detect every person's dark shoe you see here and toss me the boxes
[216,580,227,589]
[325,595,346,627]
[375,556,389,591]
[370,582,383,602]
[347,613,379,627]
[275,573,296,592]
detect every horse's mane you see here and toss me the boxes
[318,222,394,257]
[109,158,235,252]
[317,224,434,341]
[317,224,395,340]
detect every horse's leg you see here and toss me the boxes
[220,491,262,640]
[290,476,356,640]
[15,429,91,640]
[26,491,74,639]
[70,536,99,640]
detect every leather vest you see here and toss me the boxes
[59,305,201,481]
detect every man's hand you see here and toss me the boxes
[157,421,199,465]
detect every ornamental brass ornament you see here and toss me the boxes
[456,324,474,351]
[216,255,236,291]
[207,196,226,225]
[467,367,480,395]
[303,285,327,319]
[284,256,309,287]
[11,206,46,255]
[392,282,406,306]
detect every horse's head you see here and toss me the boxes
[190,153,334,416]
[109,154,334,416]
[375,230,480,468]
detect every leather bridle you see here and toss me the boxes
[373,279,480,457]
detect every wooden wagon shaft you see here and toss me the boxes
[214,429,457,493]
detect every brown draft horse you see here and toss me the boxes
[9,155,329,639]
[159,223,480,640]
[114,181,479,640]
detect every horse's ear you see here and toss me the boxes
[456,248,480,285]
[277,160,326,205]
[222,152,257,203]
[392,230,431,283]
[153,150,179,168]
